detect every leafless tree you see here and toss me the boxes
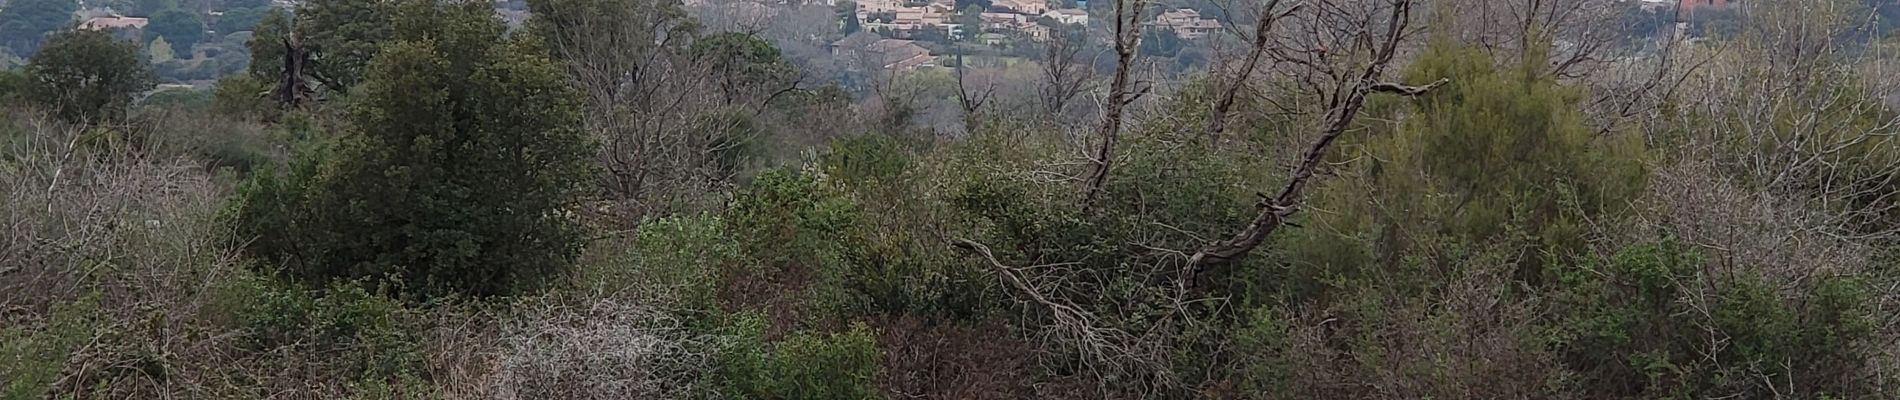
[955,52,998,135]
[533,0,805,217]
[1204,0,1294,137]
[1081,0,1152,209]
[1440,0,1623,79]
[1184,0,1447,281]
[1038,25,1094,122]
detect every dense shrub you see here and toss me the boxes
[230,0,596,298]
[1555,238,1879,398]
[0,296,100,399]
[234,281,426,382]
[713,312,881,400]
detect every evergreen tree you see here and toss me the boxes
[211,6,270,34]
[244,7,287,80]
[836,0,861,34]
[0,0,77,54]
[233,0,596,298]
[148,8,206,53]
[295,0,393,91]
[22,28,154,123]
[149,36,176,62]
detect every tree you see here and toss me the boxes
[233,0,596,298]
[149,36,177,62]
[1184,0,1436,278]
[1080,0,1152,208]
[148,8,207,53]
[0,0,78,54]
[294,0,393,91]
[23,28,154,123]
[1037,24,1089,119]
[956,5,983,41]
[244,8,287,80]
[690,32,799,106]
[836,0,861,34]
[212,6,269,34]
[131,0,176,15]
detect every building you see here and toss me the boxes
[980,11,1027,30]
[1149,8,1219,40]
[990,0,1047,15]
[1042,8,1087,25]
[79,16,149,41]
[1679,0,1740,20]
[832,33,939,72]
[80,16,149,31]
[1678,0,1735,17]
[866,39,938,71]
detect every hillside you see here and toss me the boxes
[4,0,1900,398]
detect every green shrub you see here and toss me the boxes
[210,75,277,121]
[1554,238,1879,398]
[712,312,880,400]
[727,165,988,321]
[582,213,734,307]
[229,0,596,298]
[728,168,860,270]
[0,295,100,400]
[232,281,425,381]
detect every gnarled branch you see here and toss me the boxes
[1183,0,1439,286]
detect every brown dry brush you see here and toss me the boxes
[1,112,269,398]
[534,0,810,220]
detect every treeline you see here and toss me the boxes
[3,0,1899,399]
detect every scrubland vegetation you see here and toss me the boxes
[5,0,1900,398]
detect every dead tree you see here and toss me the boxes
[1038,26,1092,121]
[274,35,318,109]
[1204,0,1294,137]
[1081,0,1151,209]
[954,52,996,135]
[1184,0,1443,282]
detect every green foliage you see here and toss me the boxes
[148,36,176,62]
[243,8,287,81]
[691,32,797,105]
[0,69,22,103]
[229,279,426,382]
[587,213,736,307]
[1232,307,1292,398]
[0,0,77,54]
[0,295,100,400]
[836,1,860,34]
[130,0,175,15]
[148,9,207,52]
[1553,238,1879,398]
[729,169,860,271]
[211,74,274,120]
[713,313,881,400]
[821,134,913,187]
[720,160,989,322]
[295,0,394,90]
[212,6,270,34]
[231,0,596,298]
[1275,40,1647,300]
[22,29,154,124]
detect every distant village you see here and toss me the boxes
[825,0,1223,72]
